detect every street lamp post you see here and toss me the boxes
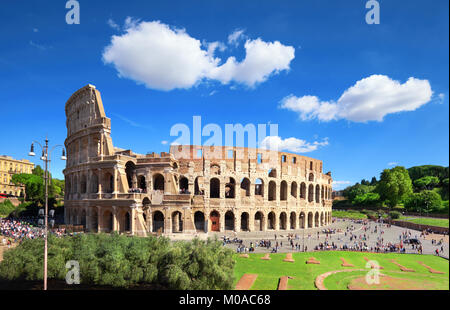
[300,213,305,252]
[29,138,66,291]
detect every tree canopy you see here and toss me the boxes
[376,166,413,208]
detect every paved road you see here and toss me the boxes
[169,219,449,259]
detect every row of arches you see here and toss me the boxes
[205,177,332,203]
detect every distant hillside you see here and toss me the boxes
[407,165,449,182]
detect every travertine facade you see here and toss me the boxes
[63,85,333,236]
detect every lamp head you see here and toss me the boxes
[28,143,35,156]
[61,148,67,161]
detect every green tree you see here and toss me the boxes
[343,184,374,202]
[376,166,413,208]
[404,190,443,213]
[414,176,440,191]
[370,177,377,186]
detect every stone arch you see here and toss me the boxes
[91,208,98,232]
[103,210,113,232]
[172,211,183,233]
[268,181,276,201]
[321,185,324,200]
[299,211,306,229]
[290,211,296,229]
[315,184,320,203]
[138,175,147,191]
[80,175,87,194]
[91,173,99,193]
[315,212,320,227]
[194,211,205,232]
[254,211,264,231]
[210,210,220,231]
[240,177,251,197]
[152,211,164,233]
[125,161,136,189]
[268,168,277,178]
[308,212,313,228]
[309,173,314,182]
[225,211,235,230]
[267,211,276,230]
[308,184,314,202]
[300,182,306,199]
[320,212,324,226]
[291,182,298,198]
[254,178,264,196]
[225,177,235,199]
[210,177,220,198]
[80,209,87,227]
[153,173,165,191]
[280,181,287,201]
[240,212,249,231]
[179,176,189,192]
[279,212,287,230]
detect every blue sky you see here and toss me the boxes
[0,0,448,189]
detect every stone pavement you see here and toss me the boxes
[166,219,449,259]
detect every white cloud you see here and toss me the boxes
[33,28,39,33]
[332,180,352,190]
[29,40,50,51]
[102,19,295,91]
[280,75,433,122]
[438,93,445,104]
[107,18,120,31]
[387,162,398,166]
[161,140,168,145]
[259,136,329,153]
[227,29,246,47]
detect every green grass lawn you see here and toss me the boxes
[332,210,367,220]
[398,216,449,228]
[233,251,449,290]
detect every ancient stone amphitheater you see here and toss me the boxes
[63,85,333,236]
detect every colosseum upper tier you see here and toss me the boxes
[63,84,333,236]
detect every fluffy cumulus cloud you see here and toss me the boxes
[280,75,433,122]
[102,19,295,91]
[332,180,352,190]
[260,136,329,153]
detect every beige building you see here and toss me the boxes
[64,85,333,236]
[0,155,34,196]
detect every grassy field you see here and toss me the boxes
[233,251,449,290]
[332,210,368,220]
[398,216,449,228]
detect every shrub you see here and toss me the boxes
[0,233,235,289]
[389,211,402,219]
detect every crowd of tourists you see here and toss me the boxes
[0,217,67,245]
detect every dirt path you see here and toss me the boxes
[390,259,415,272]
[235,274,258,290]
[340,257,354,267]
[315,269,366,290]
[277,276,289,290]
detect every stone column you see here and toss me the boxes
[113,167,118,198]
[131,207,136,236]
[219,211,225,232]
[112,207,118,232]
[234,211,240,232]
[97,169,102,199]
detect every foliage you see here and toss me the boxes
[413,176,440,191]
[389,211,402,219]
[404,190,443,213]
[353,192,380,206]
[332,210,367,220]
[0,200,16,217]
[343,184,375,202]
[376,166,413,208]
[0,233,235,289]
[407,165,449,183]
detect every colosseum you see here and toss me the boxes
[63,84,333,236]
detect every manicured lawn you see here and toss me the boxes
[398,216,449,228]
[332,210,367,220]
[233,251,449,290]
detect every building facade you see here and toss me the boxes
[63,85,333,236]
[0,155,34,196]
